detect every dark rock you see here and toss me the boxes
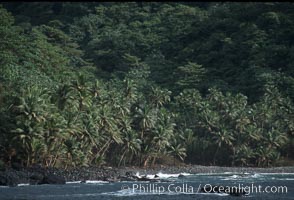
[118,175,137,181]
[40,173,65,185]
[0,174,8,186]
[137,175,153,182]
[178,174,186,178]
[125,171,135,177]
[0,161,5,171]
[31,164,43,171]
[29,173,44,185]
[104,177,118,182]
[11,162,23,171]
[0,172,19,187]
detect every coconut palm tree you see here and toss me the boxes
[69,73,92,111]
[118,130,141,166]
[263,129,288,149]
[133,104,158,166]
[212,128,235,164]
[234,144,254,166]
[148,86,171,108]
[94,104,123,160]
[123,78,138,102]
[255,146,279,167]
[11,86,49,166]
[54,84,74,111]
[134,104,157,140]
[149,109,175,165]
[168,142,187,166]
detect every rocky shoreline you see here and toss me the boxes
[1,164,294,187]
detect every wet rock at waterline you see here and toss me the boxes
[40,173,66,185]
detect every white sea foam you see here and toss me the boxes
[251,173,261,178]
[200,192,229,196]
[222,173,264,180]
[135,172,191,179]
[155,172,181,178]
[85,180,109,184]
[196,172,241,176]
[17,183,30,187]
[103,188,230,197]
[102,189,146,196]
[66,181,82,184]
[180,172,191,176]
[145,174,159,179]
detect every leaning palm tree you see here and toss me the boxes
[69,73,93,111]
[54,84,74,111]
[123,78,138,102]
[94,104,123,160]
[134,104,157,140]
[149,109,175,166]
[255,146,279,167]
[263,129,288,150]
[234,144,254,167]
[168,142,187,166]
[118,130,141,166]
[11,86,49,166]
[133,104,158,166]
[212,128,235,164]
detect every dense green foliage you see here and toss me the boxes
[0,3,293,168]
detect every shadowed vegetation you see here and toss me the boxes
[0,2,293,168]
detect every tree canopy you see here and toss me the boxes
[0,2,293,168]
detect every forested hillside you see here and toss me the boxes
[0,2,293,168]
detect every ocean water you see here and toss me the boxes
[0,172,293,200]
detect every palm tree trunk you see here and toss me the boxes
[231,148,236,166]
[213,146,219,165]
[174,155,175,166]
[118,149,127,167]
[143,156,150,168]
[151,156,157,167]
[52,154,59,167]
[27,154,31,167]
[101,140,112,158]
[97,139,111,155]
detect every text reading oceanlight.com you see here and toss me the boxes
[121,183,288,195]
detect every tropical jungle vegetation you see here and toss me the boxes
[0,2,293,168]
